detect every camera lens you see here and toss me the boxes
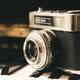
[23,29,56,70]
[25,40,37,62]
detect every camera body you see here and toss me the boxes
[23,8,80,74]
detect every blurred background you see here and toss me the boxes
[0,0,79,68]
[0,0,79,24]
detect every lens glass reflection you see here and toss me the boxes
[26,40,38,62]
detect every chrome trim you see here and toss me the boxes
[29,11,80,32]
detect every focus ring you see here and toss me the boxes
[23,29,56,70]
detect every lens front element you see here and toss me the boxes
[23,29,56,70]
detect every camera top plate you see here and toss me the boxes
[29,8,80,32]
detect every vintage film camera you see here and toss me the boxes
[23,8,80,75]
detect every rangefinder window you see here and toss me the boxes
[34,16,65,27]
[34,16,53,26]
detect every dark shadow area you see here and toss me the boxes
[0,0,79,24]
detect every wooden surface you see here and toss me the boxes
[0,24,30,38]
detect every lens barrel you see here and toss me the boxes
[23,29,56,70]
